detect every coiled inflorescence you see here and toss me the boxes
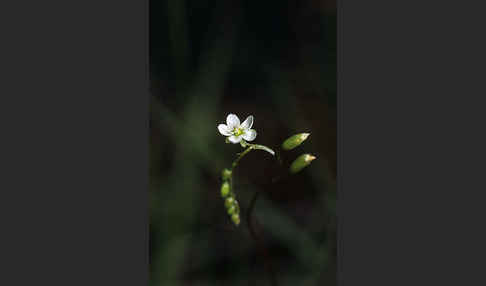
[220,168,240,225]
[218,114,316,227]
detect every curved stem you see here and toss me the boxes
[251,144,276,156]
[231,142,276,169]
[227,140,279,285]
[232,146,254,169]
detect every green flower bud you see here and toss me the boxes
[227,205,236,215]
[290,153,316,174]
[221,168,232,180]
[282,133,310,150]
[231,213,240,225]
[221,182,230,198]
[224,197,235,208]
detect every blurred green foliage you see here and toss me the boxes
[150,0,336,285]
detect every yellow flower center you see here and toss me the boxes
[233,127,244,136]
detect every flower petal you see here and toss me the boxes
[240,115,254,130]
[228,135,242,144]
[226,114,240,129]
[242,129,257,141]
[218,124,232,136]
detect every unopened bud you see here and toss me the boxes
[221,168,232,180]
[290,153,316,174]
[221,182,230,198]
[227,205,236,215]
[282,133,310,150]
[231,213,240,226]
[224,197,235,208]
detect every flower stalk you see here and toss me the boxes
[217,112,317,286]
[218,113,315,226]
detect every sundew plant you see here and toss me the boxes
[217,113,316,226]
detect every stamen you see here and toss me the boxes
[233,127,244,136]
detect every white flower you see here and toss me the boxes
[218,114,257,144]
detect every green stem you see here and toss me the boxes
[232,146,254,169]
[251,144,276,156]
[231,142,276,169]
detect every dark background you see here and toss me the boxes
[149,0,336,285]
